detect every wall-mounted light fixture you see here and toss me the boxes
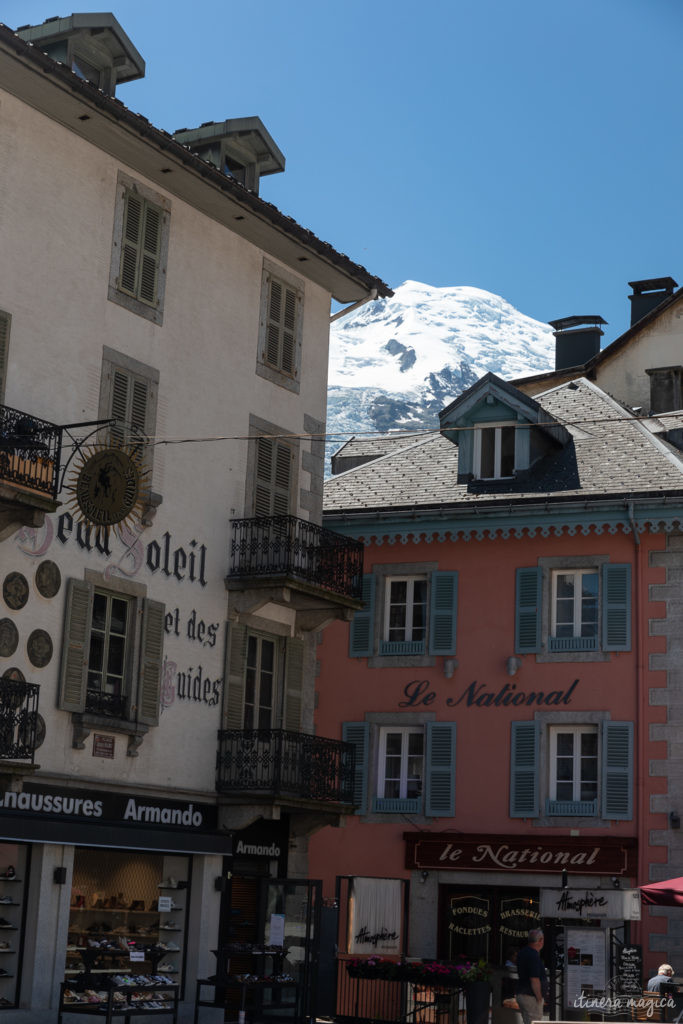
[444,658,458,679]
[671,811,680,830]
[53,867,67,885]
[420,870,429,884]
[506,656,522,677]
[611,876,621,890]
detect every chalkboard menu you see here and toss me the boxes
[617,944,642,996]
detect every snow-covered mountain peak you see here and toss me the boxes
[326,281,556,463]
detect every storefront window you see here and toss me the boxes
[66,848,189,993]
[440,887,539,965]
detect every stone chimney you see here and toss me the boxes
[628,277,678,327]
[548,316,607,372]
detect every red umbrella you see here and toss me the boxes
[640,878,683,907]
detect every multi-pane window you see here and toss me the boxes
[552,569,598,641]
[549,726,598,804]
[378,727,424,801]
[86,592,130,717]
[474,424,515,479]
[119,191,162,307]
[244,635,275,729]
[384,578,427,647]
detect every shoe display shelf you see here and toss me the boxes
[58,977,179,1023]
[0,871,21,1009]
[68,903,182,980]
[194,944,297,1024]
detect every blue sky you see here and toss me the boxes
[5,0,683,341]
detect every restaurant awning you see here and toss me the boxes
[640,878,683,907]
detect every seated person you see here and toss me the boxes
[648,965,675,992]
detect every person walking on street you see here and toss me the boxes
[516,928,547,1024]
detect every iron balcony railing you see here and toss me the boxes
[0,404,61,499]
[229,515,363,601]
[0,678,40,762]
[85,690,127,719]
[216,729,355,804]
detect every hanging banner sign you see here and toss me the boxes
[348,877,402,955]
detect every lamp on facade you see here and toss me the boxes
[506,656,522,676]
[443,658,458,679]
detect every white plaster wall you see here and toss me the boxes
[595,304,683,412]
[0,90,333,795]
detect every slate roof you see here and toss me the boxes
[323,378,683,514]
[332,433,430,460]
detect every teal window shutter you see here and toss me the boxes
[428,572,458,655]
[515,567,542,654]
[342,722,369,814]
[349,575,375,657]
[602,721,633,820]
[510,721,539,817]
[602,563,632,651]
[425,722,456,817]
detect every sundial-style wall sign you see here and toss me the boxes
[65,444,148,536]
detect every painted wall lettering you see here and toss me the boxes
[164,608,219,647]
[397,679,579,709]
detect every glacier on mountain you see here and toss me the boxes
[326,280,555,459]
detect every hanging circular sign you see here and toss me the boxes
[74,447,141,527]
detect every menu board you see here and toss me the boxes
[617,945,643,997]
[565,928,607,1008]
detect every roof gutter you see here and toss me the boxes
[330,288,378,324]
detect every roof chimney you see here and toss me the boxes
[548,316,606,372]
[15,14,145,96]
[628,277,678,327]
[172,117,285,195]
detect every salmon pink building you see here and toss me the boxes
[310,371,683,1010]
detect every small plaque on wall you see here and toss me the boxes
[92,734,115,759]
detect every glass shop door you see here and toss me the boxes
[264,878,322,1022]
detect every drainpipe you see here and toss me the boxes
[330,288,378,323]
[628,501,646,947]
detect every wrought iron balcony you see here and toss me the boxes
[0,403,61,499]
[0,677,40,762]
[85,689,127,719]
[216,729,355,805]
[229,515,363,602]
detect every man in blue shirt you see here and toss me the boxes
[516,929,546,1024]
[648,965,674,992]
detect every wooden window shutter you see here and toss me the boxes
[602,721,633,820]
[515,567,542,653]
[138,204,161,305]
[138,598,165,726]
[425,722,456,816]
[428,571,458,655]
[120,191,143,297]
[0,311,10,403]
[266,277,282,367]
[254,436,292,516]
[509,721,540,817]
[58,578,94,712]
[349,574,375,657]
[281,286,297,375]
[602,563,632,651]
[107,365,152,471]
[226,624,248,728]
[284,637,304,731]
[110,369,130,447]
[342,722,369,814]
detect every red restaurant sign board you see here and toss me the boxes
[404,833,636,875]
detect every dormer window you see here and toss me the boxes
[473,423,515,479]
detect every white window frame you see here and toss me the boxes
[86,590,132,714]
[550,568,599,645]
[383,576,427,647]
[548,724,598,807]
[244,634,277,730]
[377,726,424,802]
[473,422,516,479]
